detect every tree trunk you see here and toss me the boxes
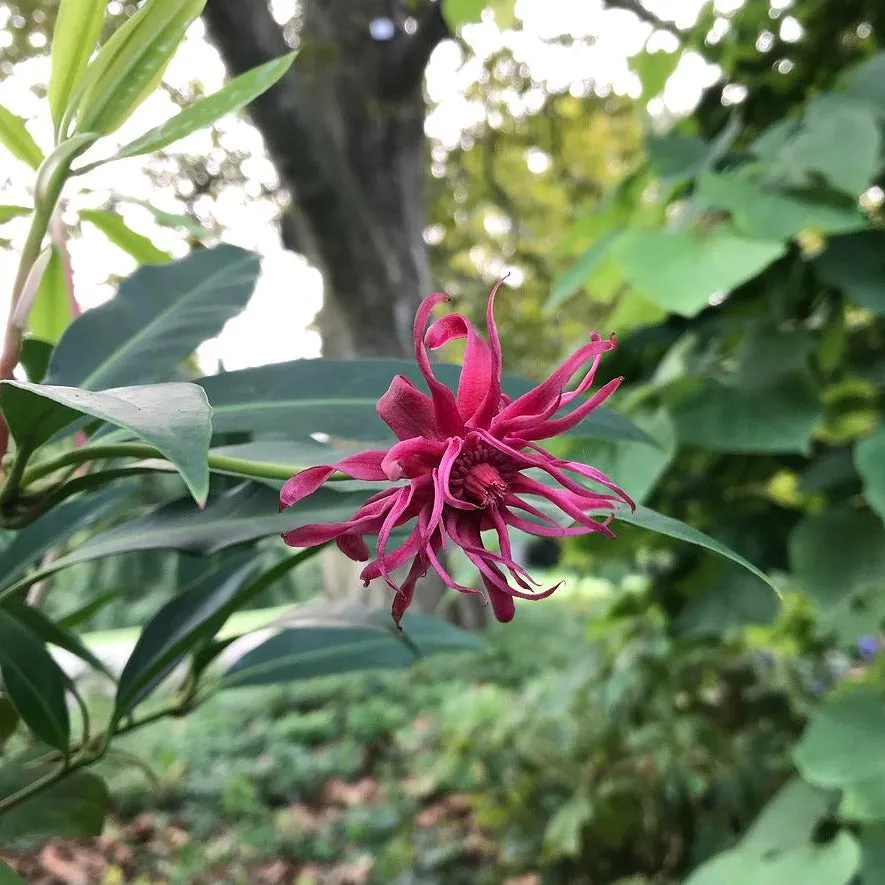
[202,0,488,628]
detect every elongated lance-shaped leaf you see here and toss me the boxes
[80,209,172,265]
[45,245,259,389]
[28,246,73,345]
[198,359,654,446]
[72,0,207,137]
[1,381,212,504]
[115,51,297,159]
[0,611,70,752]
[0,105,43,169]
[0,205,31,224]
[48,0,107,131]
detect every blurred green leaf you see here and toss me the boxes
[115,52,296,159]
[789,508,885,612]
[696,172,867,241]
[0,205,30,224]
[442,0,485,29]
[80,209,172,265]
[614,230,786,317]
[28,247,74,345]
[546,229,623,313]
[0,105,43,169]
[543,793,593,859]
[857,427,885,524]
[2,381,212,504]
[673,374,821,454]
[116,197,209,237]
[115,558,259,717]
[631,48,679,98]
[0,766,108,840]
[0,698,19,745]
[19,339,53,384]
[813,231,885,316]
[223,605,479,688]
[0,861,25,884]
[48,0,107,128]
[46,244,259,389]
[0,612,70,752]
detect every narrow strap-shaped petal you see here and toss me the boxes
[522,376,623,441]
[509,475,617,535]
[377,375,441,441]
[279,449,388,512]
[413,293,465,436]
[391,553,430,626]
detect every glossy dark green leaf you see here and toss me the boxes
[223,604,479,688]
[1,381,212,504]
[674,374,821,454]
[789,508,885,612]
[199,358,652,445]
[17,483,367,592]
[45,245,259,389]
[57,587,124,630]
[616,504,779,593]
[814,231,885,316]
[0,487,122,588]
[0,765,108,840]
[0,611,70,751]
[5,602,113,680]
[115,558,259,717]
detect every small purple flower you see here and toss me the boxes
[857,635,879,661]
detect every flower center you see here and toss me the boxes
[450,438,513,507]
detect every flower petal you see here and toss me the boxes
[377,374,441,441]
[381,436,446,480]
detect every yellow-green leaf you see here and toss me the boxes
[29,247,74,345]
[73,0,207,136]
[81,209,172,265]
[0,205,31,224]
[49,0,107,131]
[0,105,44,169]
[115,51,296,159]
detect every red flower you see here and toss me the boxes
[280,283,634,625]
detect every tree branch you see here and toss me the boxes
[602,0,682,36]
[381,1,450,99]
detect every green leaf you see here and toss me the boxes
[857,427,885,524]
[0,860,25,884]
[19,338,53,383]
[543,793,593,859]
[46,244,259,389]
[0,697,20,745]
[0,612,70,752]
[546,230,622,312]
[0,205,31,224]
[616,504,779,594]
[0,766,108,840]
[789,508,885,612]
[199,359,653,446]
[115,52,296,159]
[696,172,868,241]
[731,328,815,389]
[842,51,885,111]
[115,558,259,717]
[673,374,822,453]
[80,209,172,265]
[786,97,881,196]
[0,105,44,169]
[223,604,479,688]
[48,0,107,128]
[684,833,860,885]
[646,132,709,183]
[813,231,885,316]
[73,0,207,136]
[613,230,786,317]
[116,197,210,237]
[742,777,833,855]
[795,686,885,823]
[442,0,485,29]
[5,602,113,680]
[28,247,74,345]
[19,483,368,591]
[631,48,679,98]
[571,407,675,503]
[1,381,212,504]
[0,488,122,588]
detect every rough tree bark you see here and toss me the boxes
[202,0,489,628]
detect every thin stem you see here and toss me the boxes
[0,762,67,815]
[0,442,34,509]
